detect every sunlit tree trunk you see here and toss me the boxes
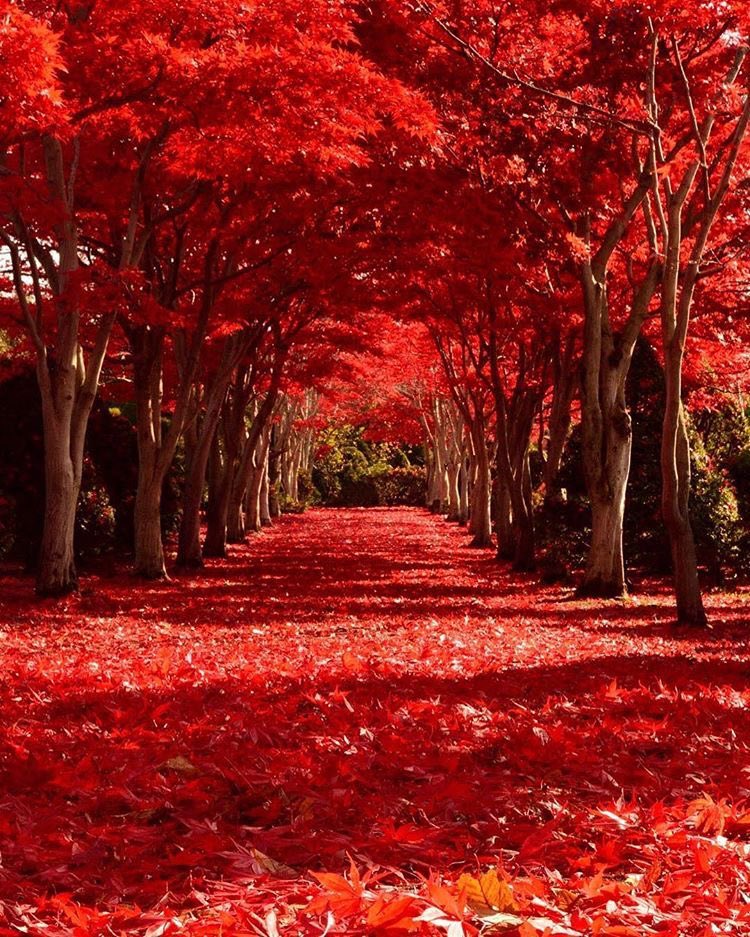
[578,244,659,597]
[424,448,435,508]
[227,398,255,543]
[468,417,492,547]
[275,396,297,502]
[260,456,272,526]
[446,455,461,521]
[268,431,282,519]
[658,185,708,625]
[487,313,541,571]
[458,453,470,525]
[429,399,450,512]
[5,137,118,594]
[245,426,271,533]
[227,352,285,540]
[133,472,165,578]
[204,366,255,557]
[650,41,750,624]
[177,332,251,568]
[579,343,631,598]
[33,182,83,594]
[177,406,222,568]
[38,416,80,594]
[132,337,169,579]
[444,401,464,522]
[130,245,218,578]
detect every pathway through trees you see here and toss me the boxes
[2,508,750,935]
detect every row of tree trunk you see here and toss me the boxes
[423,327,576,575]
[422,379,561,569]
[39,302,315,591]
[423,307,712,629]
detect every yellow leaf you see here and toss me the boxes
[248,847,296,878]
[162,755,199,775]
[553,887,579,910]
[457,870,519,912]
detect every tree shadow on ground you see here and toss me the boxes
[2,650,750,911]
[1,506,749,927]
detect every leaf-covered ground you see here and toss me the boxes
[1,508,750,936]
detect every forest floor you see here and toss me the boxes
[1,508,750,936]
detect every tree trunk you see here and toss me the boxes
[578,392,631,598]
[268,437,282,518]
[290,444,302,502]
[204,377,254,556]
[430,427,447,512]
[260,455,272,526]
[227,406,254,544]
[245,434,270,534]
[204,430,230,558]
[177,397,222,567]
[424,448,435,508]
[131,331,177,580]
[577,265,649,598]
[458,456,470,525]
[577,256,660,594]
[444,401,464,522]
[131,313,216,579]
[227,486,246,543]
[573,184,657,597]
[35,333,113,595]
[494,478,513,561]
[511,450,536,571]
[177,332,255,567]
[469,426,493,547]
[133,473,166,579]
[177,435,213,568]
[228,389,282,538]
[33,139,116,594]
[132,331,170,579]
[446,455,461,521]
[656,163,718,627]
[661,353,707,626]
[36,430,79,595]
[177,391,227,568]
[495,436,536,570]
[487,320,539,571]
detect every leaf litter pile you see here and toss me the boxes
[1,508,750,936]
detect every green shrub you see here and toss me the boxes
[338,473,381,507]
[730,446,750,526]
[373,466,426,506]
[278,495,308,514]
[297,469,318,505]
[692,404,750,581]
[313,424,424,507]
